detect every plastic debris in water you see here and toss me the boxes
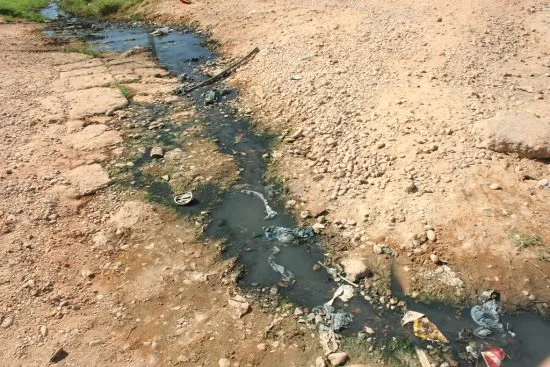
[327,285,354,305]
[471,299,503,330]
[402,311,448,343]
[241,190,277,219]
[413,317,449,343]
[264,226,314,243]
[481,347,505,367]
[267,246,295,285]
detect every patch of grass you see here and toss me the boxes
[115,82,133,101]
[63,45,102,58]
[507,229,542,252]
[58,0,141,18]
[0,0,49,21]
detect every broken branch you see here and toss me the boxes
[184,47,259,93]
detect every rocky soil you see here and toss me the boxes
[0,22,331,367]
[140,0,550,309]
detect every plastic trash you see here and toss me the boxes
[413,317,449,343]
[327,285,354,305]
[401,311,425,326]
[474,327,493,337]
[402,311,448,343]
[471,299,503,330]
[264,226,314,243]
[481,347,505,367]
[241,190,277,219]
[174,192,193,206]
[267,246,295,285]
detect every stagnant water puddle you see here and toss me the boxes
[41,4,550,366]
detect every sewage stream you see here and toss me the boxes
[41,4,550,366]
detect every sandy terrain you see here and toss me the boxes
[139,0,550,308]
[0,22,326,367]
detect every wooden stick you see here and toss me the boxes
[184,47,259,93]
[316,261,358,288]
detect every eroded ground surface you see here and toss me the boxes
[0,23,325,367]
[140,0,550,308]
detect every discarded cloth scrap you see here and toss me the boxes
[267,246,295,285]
[241,190,277,219]
[264,226,315,243]
[471,299,503,330]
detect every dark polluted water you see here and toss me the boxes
[41,5,550,366]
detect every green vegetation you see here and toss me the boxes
[63,45,102,58]
[114,82,133,101]
[58,0,141,17]
[0,0,49,21]
[507,229,542,252]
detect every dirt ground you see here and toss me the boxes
[0,22,329,367]
[138,0,550,309]
[1,0,550,366]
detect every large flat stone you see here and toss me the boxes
[67,73,115,90]
[64,87,127,118]
[62,124,122,150]
[475,111,550,159]
[63,164,111,197]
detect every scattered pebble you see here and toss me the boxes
[489,183,502,190]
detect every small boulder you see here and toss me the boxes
[341,258,369,282]
[218,358,231,367]
[328,352,349,366]
[475,111,550,159]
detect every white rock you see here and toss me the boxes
[327,352,349,366]
[340,258,369,282]
[489,183,502,190]
[475,111,550,159]
[430,254,439,264]
[218,358,231,367]
[1,315,13,328]
[426,230,437,242]
[372,244,383,254]
[315,356,326,367]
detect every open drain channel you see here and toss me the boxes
[41,3,550,366]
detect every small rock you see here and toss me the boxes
[364,326,375,334]
[1,315,13,328]
[373,244,383,254]
[440,363,450,367]
[40,325,48,337]
[430,254,439,264]
[312,263,322,271]
[489,183,502,190]
[327,352,349,366]
[528,294,536,301]
[257,343,266,351]
[218,358,231,367]
[150,147,164,159]
[228,295,250,318]
[341,258,369,282]
[426,230,437,242]
[300,210,310,219]
[315,356,326,367]
[294,307,304,316]
[285,199,297,208]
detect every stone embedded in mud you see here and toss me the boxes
[475,111,550,159]
[228,295,251,318]
[62,164,111,197]
[64,87,128,119]
[340,258,369,282]
[218,358,231,367]
[327,352,349,366]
